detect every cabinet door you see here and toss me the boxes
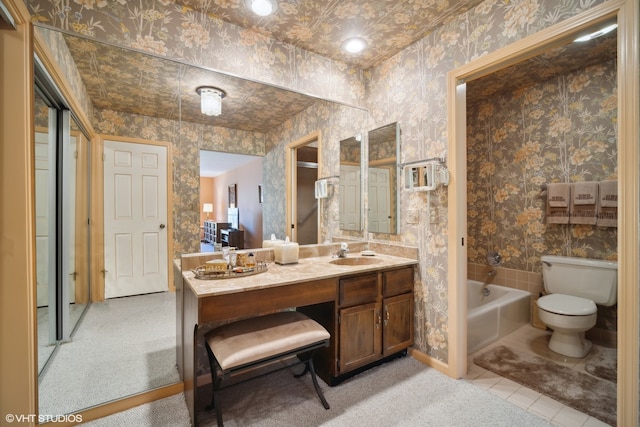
[339,302,381,373]
[383,293,413,356]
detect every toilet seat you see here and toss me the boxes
[537,294,597,316]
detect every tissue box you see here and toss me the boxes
[274,242,299,264]
[262,239,284,248]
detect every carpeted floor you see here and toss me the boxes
[38,292,179,416]
[38,303,87,373]
[84,356,553,427]
[473,345,616,426]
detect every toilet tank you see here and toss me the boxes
[541,255,617,306]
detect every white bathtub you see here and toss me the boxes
[467,281,531,354]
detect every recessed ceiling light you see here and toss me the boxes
[574,23,617,42]
[342,37,367,54]
[248,0,277,16]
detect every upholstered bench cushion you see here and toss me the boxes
[205,311,330,371]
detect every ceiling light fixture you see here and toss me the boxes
[574,23,617,42]
[342,37,367,54]
[248,0,277,16]
[196,86,226,116]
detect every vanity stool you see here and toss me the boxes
[204,311,331,426]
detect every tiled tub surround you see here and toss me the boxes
[468,263,616,348]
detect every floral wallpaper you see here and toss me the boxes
[467,58,618,335]
[467,59,618,271]
[28,0,366,108]
[32,0,612,366]
[263,100,369,242]
[53,30,319,132]
[362,0,608,362]
[35,27,94,120]
[175,0,484,70]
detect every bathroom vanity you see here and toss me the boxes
[177,249,417,424]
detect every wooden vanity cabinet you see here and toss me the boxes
[382,267,414,356]
[301,266,414,385]
[338,274,381,373]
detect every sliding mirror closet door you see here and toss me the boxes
[67,116,90,337]
[35,62,91,389]
[34,90,56,374]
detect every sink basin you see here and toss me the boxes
[329,257,383,266]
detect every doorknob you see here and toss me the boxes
[159,224,166,229]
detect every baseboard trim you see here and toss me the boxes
[409,348,450,376]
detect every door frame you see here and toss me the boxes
[92,135,174,302]
[446,0,638,423]
[285,130,322,243]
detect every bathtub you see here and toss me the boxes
[467,281,531,354]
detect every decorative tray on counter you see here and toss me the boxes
[192,261,270,280]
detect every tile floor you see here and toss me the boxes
[466,324,614,427]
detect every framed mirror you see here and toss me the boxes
[339,134,363,231]
[367,123,399,234]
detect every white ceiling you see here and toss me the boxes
[200,150,262,177]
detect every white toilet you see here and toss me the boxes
[537,255,617,358]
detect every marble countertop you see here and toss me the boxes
[183,252,418,298]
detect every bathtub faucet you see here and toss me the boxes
[481,269,497,296]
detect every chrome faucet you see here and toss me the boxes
[481,269,496,296]
[336,242,349,258]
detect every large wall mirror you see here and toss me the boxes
[339,134,363,231]
[368,123,400,234]
[34,20,348,415]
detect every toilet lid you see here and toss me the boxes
[537,294,597,316]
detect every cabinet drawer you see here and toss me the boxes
[339,273,378,307]
[383,267,414,297]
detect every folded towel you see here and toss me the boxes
[572,181,598,206]
[546,183,570,224]
[547,183,570,207]
[597,180,617,227]
[570,182,598,225]
[599,180,617,207]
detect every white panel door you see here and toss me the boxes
[368,167,390,233]
[339,165,361,230]
[103,140,168,298]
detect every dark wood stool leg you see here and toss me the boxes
[204,343,216,411]
[205,341,225,426]
[214,372,224,427]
